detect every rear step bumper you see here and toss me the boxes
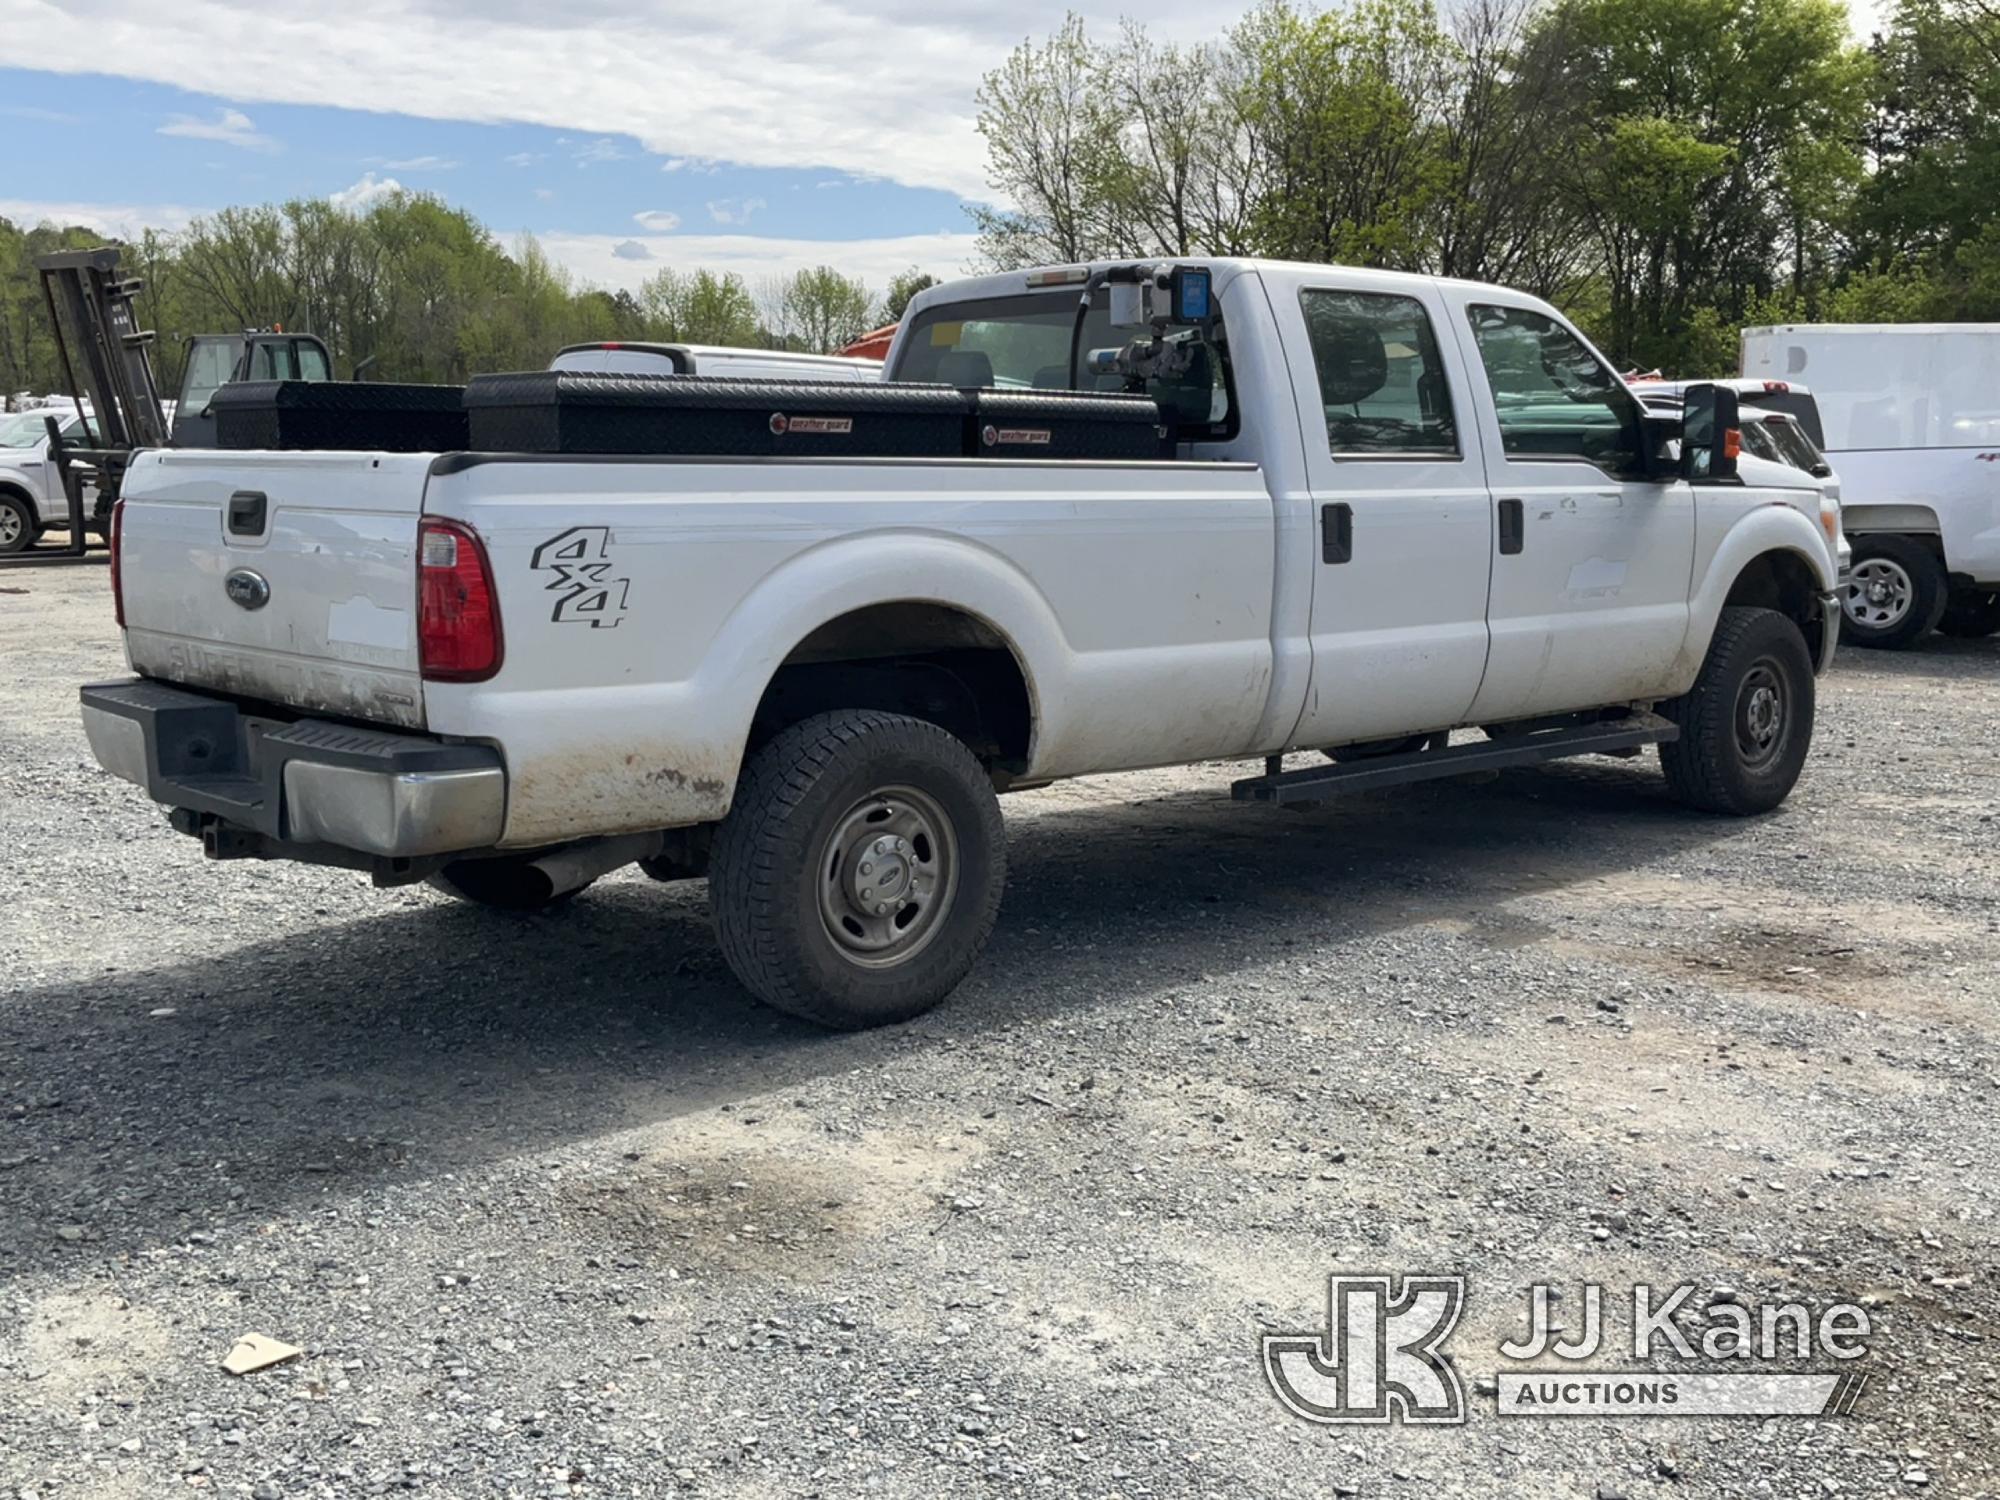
[80,679,504,857]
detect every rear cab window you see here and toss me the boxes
[891,290,1236,442]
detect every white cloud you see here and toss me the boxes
[158,107,276,152]
[4,0,1893,200]
[659,157,689,173]
[611,239,652,260]
[383,154,458,171]
[533,187,556,201]
[706,197,765,226]
[633,209,681,231]
[504,151,546,167]
[0,197,204,238]
[573,138,627,166]
[538,229,979,293]
[329,173,402,210]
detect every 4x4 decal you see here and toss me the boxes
[530,526,631,628]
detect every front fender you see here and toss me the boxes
[1680,503,1837,690]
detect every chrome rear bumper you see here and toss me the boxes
[80,678,504,858]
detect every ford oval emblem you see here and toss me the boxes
[224,568,271,611]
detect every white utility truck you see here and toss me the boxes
[80,259,1843,1028]
[1742,324,2000,647]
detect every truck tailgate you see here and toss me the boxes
[117,449,434,729]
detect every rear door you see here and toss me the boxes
[1442,291,1695,721]
[1271,272,1494,747]
[117,449,435,727]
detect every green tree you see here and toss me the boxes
[774,265,874,353]
[1531,0,1869,365]
[880,269,939,323]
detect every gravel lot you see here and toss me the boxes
[2,560,1997,1500]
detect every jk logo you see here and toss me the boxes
[531,526,631,628]
[1262,1274,1467,1425]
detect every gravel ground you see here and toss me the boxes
[2,560,1997,1500]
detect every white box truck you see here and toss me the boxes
[1742,324,2000,647]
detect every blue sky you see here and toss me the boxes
[0,68,966,246]
[1,0,1886,294]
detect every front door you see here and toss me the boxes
[1275,277,1495,748]
[1441,293,1696,722]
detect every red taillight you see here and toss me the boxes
[1762,380,1790,393]
[417,517,502,681]
[109,499,126,627]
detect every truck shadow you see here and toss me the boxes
[1,757,1744,1279]
[1828,631,2000,677]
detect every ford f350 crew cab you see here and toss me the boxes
[80,259,1844,1028]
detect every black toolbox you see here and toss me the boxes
[964,389,1168,459]
[209,380,470,452]
[463,372,968,457]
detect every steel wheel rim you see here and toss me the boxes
[816,784,958,969]
[1843,558,1913,629]
[1734,659,1789,770]
[0,507,20,547]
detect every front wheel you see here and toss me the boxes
[1660,606,1815,816]
[708,710,1005,1029]
[1938,587,2000,639]
[0,495,34,555]
[1841,535,1946,649]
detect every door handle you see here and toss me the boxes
[1321,502,1353,564]
[226,489,268,538]
[1497,498,1524,555]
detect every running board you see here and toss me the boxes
[1231,713,1680,806]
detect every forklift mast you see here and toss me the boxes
[35,247,171,453]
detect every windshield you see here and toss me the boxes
[891,289,1235,439]
[0,411,84,449]
[0,413,50,448]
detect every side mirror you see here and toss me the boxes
[1682,383,1740,482]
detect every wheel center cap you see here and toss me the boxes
[851,835,914,909]
[1746,686,1779,740]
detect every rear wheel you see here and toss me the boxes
[0,494,34,555]
[1660,606,1815,815]
[428,858,589,911]
[709,709,1005,1029]
[1938,587,2000,639]
[1841,535,1946,649]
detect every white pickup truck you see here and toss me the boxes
[0,406,94,553]
[81,258,1843,1028]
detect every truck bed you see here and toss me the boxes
[114,445,1278,845]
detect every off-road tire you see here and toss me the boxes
[1841,534,1946,650]
[427,859,588,911]
[1660,606,1815,815]
[709,709,1005,1030]
[1937,587,2000,639]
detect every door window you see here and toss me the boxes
[179,339,237,412]
[251,340,299,381]
[294,341,331,381]
[1466,305,1643,474]
[1300,290,1457,457]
